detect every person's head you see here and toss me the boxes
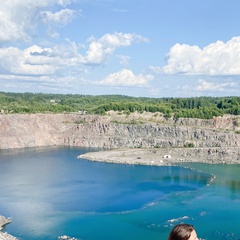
[168,224,198,240]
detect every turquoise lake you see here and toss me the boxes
[0,147,240,240]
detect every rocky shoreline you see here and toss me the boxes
[78,147,240,166]
[0,216,17,240]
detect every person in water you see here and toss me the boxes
[168,224,199,240]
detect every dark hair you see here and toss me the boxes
[168,224,195,240]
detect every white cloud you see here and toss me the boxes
[5,49,68,77]
[148,66,162,74]
[84,32,148,64]
[0,0,74,42]
[0,32,146,76]
[56,0,72,7]
[98,69,153,86]
[196,79,237,92]
[162,36,240,76]
[41,9,76,26]
[0,44,70,76]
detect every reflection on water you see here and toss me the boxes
[0,147,239,240]
[0,147,211,214]
[226,180,240,193]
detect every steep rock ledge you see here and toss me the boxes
[0,113,239,151]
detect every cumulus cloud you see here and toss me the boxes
[196,79,237,92]
[0,0,74,42]
[161,36,240,76]
[84,32,148,65]
[98,69,153,86]
[41,9,76,26]
[0,46,56,75]
[0,32,147,76]
[0,42,83,76]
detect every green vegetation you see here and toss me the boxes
[74,119,87,124]
[112,119,140,125]
[184,142,195,148]
[0,92,240,119]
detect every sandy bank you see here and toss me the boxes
[78,147,240,166]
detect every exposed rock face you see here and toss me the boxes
[0,216,11,231]
[0,113,240,150]
[0,216,16,240]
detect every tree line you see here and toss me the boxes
[0,92,239,119]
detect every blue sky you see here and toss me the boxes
[0,0,240,98]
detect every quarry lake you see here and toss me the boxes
[0,147,240,240]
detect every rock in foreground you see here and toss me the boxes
[0,216,17,240]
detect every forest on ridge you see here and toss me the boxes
[0,92,240,119]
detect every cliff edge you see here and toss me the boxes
[0,112,240,162]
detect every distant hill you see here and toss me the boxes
[0,91,240,119]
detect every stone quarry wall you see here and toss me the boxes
[0,113,240,150]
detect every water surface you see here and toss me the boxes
[0,147,239,240]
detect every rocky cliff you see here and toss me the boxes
[0,112,240,151]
